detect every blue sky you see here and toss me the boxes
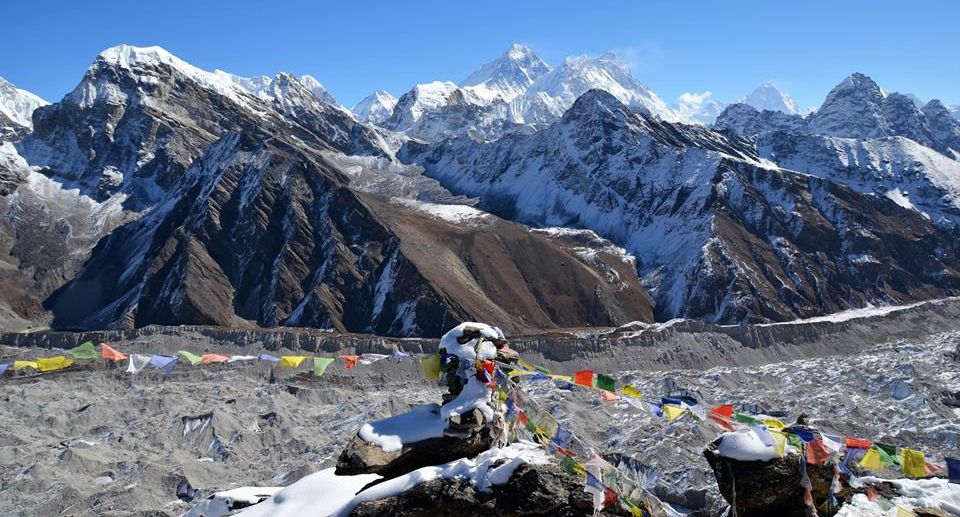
[2,0,958,109]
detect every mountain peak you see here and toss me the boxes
[352,90,398,124]
[96,44,184,70]
[741,82,802,115]
[461,44,550,102]
[0,76,48,129]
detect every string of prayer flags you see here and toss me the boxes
[279,356,308,368]
[0,363,9,376]
[66,341,99,360]
[37,356,74,372]
[596,373,616,392]
[901,449,926,478]
[126,354,151,375]
[258,353,280,363]
[178,350,202,366]
[148,355,178,375]
[574,370,594,387]
[340,355,359,369]
[620,385,642,398]
[101,343,128,362]
[947,458,960,484]
[663,404,686,422]
[200,353,230,364]
[313,357,335,377]
[420,353,441,381]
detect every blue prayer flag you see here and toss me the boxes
[258,353,280,363]
[586,472,604,491]
[0,363,9,376]
[646,401,663,417]
[839,449,864,475]
[148,355,178,375]
[552,425,574,447]
[947,458,960,484]
[787,426,815,442]
[751,426,775,447]
[661,396,683,406]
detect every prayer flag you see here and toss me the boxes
[258,353,280,363]
[807,438,831,465]
[279,356,308,368]
[734,412,759,425]
[751,426,775,447]
[550,374,573,382]
[600,391,617,402]
[663,405,685,422]
[770,430,787,457]
[340,355,359,369]
[574,370,594,387]
[14,360,38,370]
[646,402,663,418]
[621,385,642,398]
[860,448,886,472]
[177,351,202,366]
[0,363,9,376]
[845,437,872,449]
[762,418,786,429]
[710,405,734,419]
[561,456,580,476]
[360,353,389,365]
[789,427,816,443]
[661,397,683,406]
[314,357,335,377]
[552,426,574,448]
[603,487,619,508]
[392,350,411,361]
[822,434,844,455]
[839,449,864,475]
[126,354,151,375]
[901,449,926,478]
[101,344,128,362]
[420,354,440,381]
[37,356,74,372]
[227,355,257,363]
[201,353,230,364]
[947,458,960,484]
[895,508,916,517]
[148,355,178,375]
[66,341,99,360]
[596,374,616,392]
[876,444,899,466]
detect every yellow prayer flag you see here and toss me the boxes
[14,360,38,371]
[37,356,74,372]
[629,504,646,517]
[279,355,308,368]
[663,404,686,422]
[620,385,642,398]
[860,448,886,472]
[419,353,441,382]
[896,507,916,517]
[901,449,926,478]
[762,418,785,429]
[550,374,572,382]
[770,430,787,457]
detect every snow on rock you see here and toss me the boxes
[740,83,804,115]
[716,429,780,462]
[351,90,398,124]
[837,477,960,516]
[358,403,447,453]
[461,43,551,104]
[233,442,550,517]
[184,487,283,517]
[392,198,490,224]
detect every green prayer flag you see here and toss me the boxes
[787,434,803,448]
[596,373,617,392]
[560,456,579,476]
[177,350,202,366]
[734,412,759,425]
[66,341,99,360]
[876,443,899,466]
[533,364,552,374]
[314,357,335,377]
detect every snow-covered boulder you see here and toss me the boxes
[335,403,496,478]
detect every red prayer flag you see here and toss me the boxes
[100,343,128,362]
[476,360,495,383]
[710,405,734,418]
[603,487,619,508]
[807,437,831,464]
[865,486,879,501]
[600,391,617,402]
[341,355,359,369]
[517,411,528,426]
[200,353,230,364]
[844,437,872,449]
[573,370,594,387]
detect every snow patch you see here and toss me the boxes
[358,404,447,453]
[716,429,780,462]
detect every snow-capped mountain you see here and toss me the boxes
[951,104,960,120]
[352,90,398,124]
[740,83,803,115]
[517,53,680,125]
[672,92,727,125]
[297,74,339,106]
[0,76,47,132]
[460,43,551,103]
[400,89,960,323]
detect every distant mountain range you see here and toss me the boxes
[2,43,960,335]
